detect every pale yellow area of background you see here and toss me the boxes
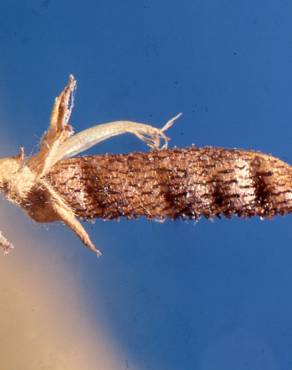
[0,196,125,370]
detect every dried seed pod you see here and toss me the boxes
[46,146,292,221]
[0,75,290,255]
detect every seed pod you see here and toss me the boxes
[45,146,292,221]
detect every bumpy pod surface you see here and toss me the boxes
[45,147,292,221]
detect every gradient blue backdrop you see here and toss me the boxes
[1,1,292,369]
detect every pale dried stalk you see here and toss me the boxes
[0,76,180,255]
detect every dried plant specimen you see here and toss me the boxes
[0,76,291,255]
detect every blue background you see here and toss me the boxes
[1,1,292,369]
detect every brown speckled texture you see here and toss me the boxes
[45,147,292,221]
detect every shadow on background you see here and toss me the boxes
[0,196,131,370]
